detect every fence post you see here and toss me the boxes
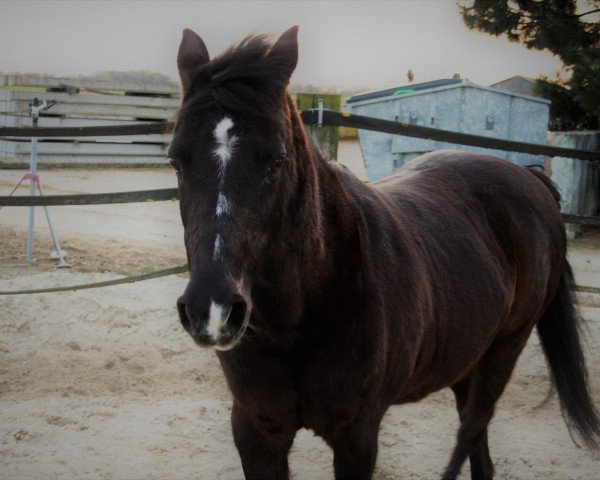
[296,93,341,161]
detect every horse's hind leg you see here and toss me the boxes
[450,376,493,480]
[443,335,531,480]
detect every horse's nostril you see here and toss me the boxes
[177,298,190,332]
[226,300,247,333]
[178,293,247,347]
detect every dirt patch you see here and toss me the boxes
[0,226,185,276]
[1,253,599,479]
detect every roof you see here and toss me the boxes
[346,78,550,106]
[490,76,540,98]
[490,75,536,87]
[346,78,463,104]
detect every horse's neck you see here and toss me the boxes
[285,95,361,290]
[248,96,364,337]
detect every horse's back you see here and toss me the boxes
[376,150,553,206]
[374,149,566,296]
[374,150,564,248]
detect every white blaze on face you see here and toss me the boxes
[213,116,237,181]
[206,301,226,340]
[209,117,237,343]
[212,116,236,264]
[215,192,230,217]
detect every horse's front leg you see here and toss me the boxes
[231,401,297,480]
[330,409,385,480]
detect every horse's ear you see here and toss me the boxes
[268,26,299,85]
[177,28,210,95]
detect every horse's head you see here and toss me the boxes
[171,27,300,350]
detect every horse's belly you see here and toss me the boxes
[393,346,491,404]
[386,275,515,405]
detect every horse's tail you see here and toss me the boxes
[526,165,600,449]
[536,264,600,448]
[524,164,561,204]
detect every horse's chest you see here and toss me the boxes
[294,382,358,439]
[293,354,381,437]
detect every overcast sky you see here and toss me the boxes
[0,0,563,91]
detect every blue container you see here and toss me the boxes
[346,79,550,181]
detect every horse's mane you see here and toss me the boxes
[181,35,291,122]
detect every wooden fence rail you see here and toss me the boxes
[0,122,171,138]
[301,109,600,162]
[0,188,179,206]
[1,189,597,228]
[2,111,600,160]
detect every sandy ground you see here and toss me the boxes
[1,143,599,479]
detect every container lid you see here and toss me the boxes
[347,78,463,104]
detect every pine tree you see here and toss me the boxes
[459,0,600,130]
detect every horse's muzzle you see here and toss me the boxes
[177,295,249,350]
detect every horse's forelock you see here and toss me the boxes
[180,34,293,122]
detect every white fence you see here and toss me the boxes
[0,75,179,167]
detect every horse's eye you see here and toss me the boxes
[169,158,181,174]
[267,156,284,175]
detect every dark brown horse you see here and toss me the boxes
[170,27,599,479]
